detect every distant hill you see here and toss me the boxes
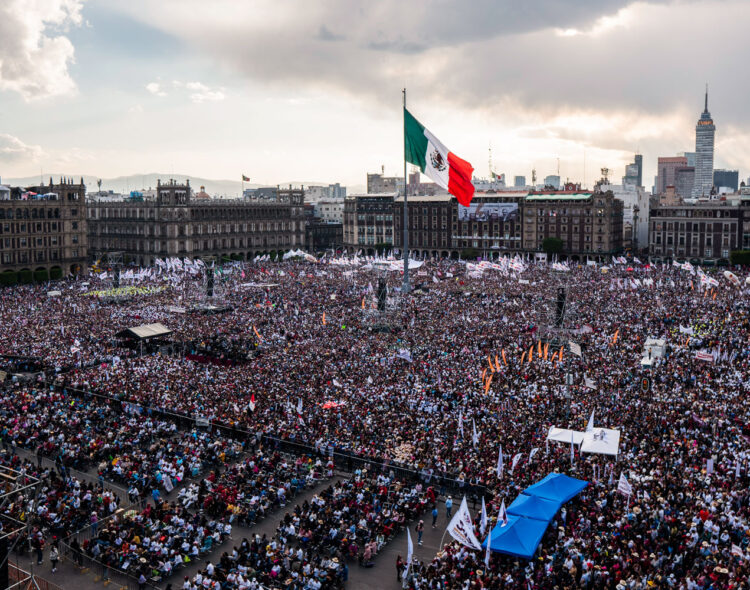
[2,173,354,197]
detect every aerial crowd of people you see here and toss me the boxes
[1,254,749,589]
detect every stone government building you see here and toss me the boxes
[0,178,88,277]
[87,179,306,266]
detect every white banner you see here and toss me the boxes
[446,497,482,550]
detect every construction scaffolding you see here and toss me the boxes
[0,463,42,590]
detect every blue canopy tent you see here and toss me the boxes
[507,493,562,522]
[523,473,588,503]
[482,514,550,560]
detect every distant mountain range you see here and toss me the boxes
[2,173,359,197]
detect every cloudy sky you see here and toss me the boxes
[1,0,748,192]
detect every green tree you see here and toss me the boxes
[34,269,49,282]
[729,250,750,266]
[542,237,563,254]
[0,271,18,286]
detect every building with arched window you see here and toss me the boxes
[0,177,88,277]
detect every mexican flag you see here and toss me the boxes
[404,108,475,206]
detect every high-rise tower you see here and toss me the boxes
[692,87,715,198]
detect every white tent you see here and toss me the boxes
[580,428,621,456]
[546,427,585,445]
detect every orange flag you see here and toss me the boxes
[612,329,619,345]
[481,368,487,382]
[550,351,558,363]
[501,349,507,366]
[322,312,326,325]
[484,374,493,394]
[528,345,534,363]
[544,342,549,361]
[253,326,262,341]
[361,297,365,309]
[520,350,526,364]
[558,346,564,362]
[488,355,495,373]
[495,354,501,371]
[690,281,694,290]
[537,340,542,357]
[712,290,717,300]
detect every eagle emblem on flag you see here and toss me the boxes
[430,149,447,172]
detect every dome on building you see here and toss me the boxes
[194,185,211,200]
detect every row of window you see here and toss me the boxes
[651,247,731,258]
[652,222,734,232]
[0,208,65,220]
[0,221,65,234]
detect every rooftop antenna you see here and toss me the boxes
[531,167,537,185]
[704,82,708,112]
[381,164,385,175]
[557,157,560,176]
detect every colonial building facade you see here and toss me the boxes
[0,178,88,276]
[521,190,624,257]
[343,193,395,252]
[87,179,305,265]
[649,200,741,262]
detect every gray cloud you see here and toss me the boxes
[0,134,44,162]
[105,0,750,181]
[316,25,345,42]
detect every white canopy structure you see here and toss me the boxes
[546,427,585,445]
[580,428,621,456]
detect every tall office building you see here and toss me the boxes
[656,156,688,195]
[692,89,715,198]
[623,154,644,188]
[713,169,739,192]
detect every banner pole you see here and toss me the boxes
[402,88,410,294]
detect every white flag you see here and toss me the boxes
[446,497,482,551]
[570,430,575,465]
[529,447,539,461]
[458,411,464,436]
[496,446,504,478]
[706,458,714,474]
[498,499,508,527]
[484,531,491,568]
[617,472,633,496]
[586,409,595,432]
[569,341,582,358]
[480,497,488,536]
[511,453,523,473]
[584,375,596,390]
[472,419,479,446]
[731,543,744,558]
[406,527,414,566]
[397,348,413,363]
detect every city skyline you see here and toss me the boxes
[1,0,749,191]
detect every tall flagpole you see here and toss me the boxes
[402,88,410,293]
